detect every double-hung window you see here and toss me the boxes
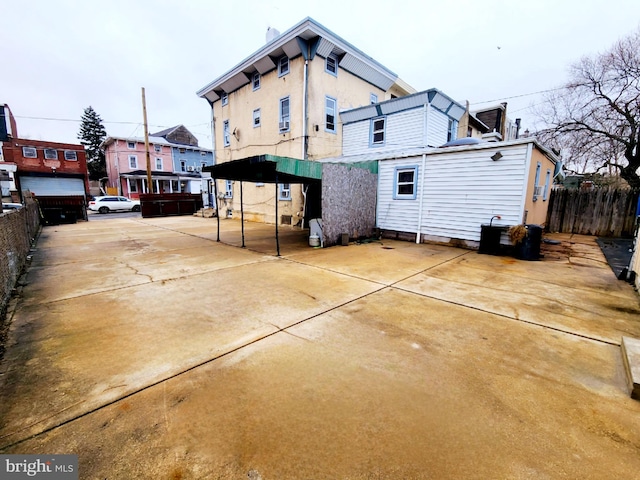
[223,120,230,146]
[155,158,163,170]
[221,92,228,106]
[129,155,138,169]
[279,183,291,200]
[447,118,458,142]
[22,147,37,158]
[278,56,289,76]
[325,96,337,133]
[279,97,290,132]
[543,169,552,201]
[180,160,186,172]
[325,54,338,76]
[252,72,261,90]
[253,108,261,127]
[394,166,418,200]
[533,162,542,201]
[225,180,233,198]
[370,117,386,145]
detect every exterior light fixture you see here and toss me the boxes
[491,151,503,161]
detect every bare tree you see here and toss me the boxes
[534,28,640,187]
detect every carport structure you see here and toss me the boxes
[204,154,378,255]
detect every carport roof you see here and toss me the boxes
[203,155,323,183]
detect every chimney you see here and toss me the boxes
[266,27,280,43]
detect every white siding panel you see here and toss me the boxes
[426,108,449,147]
[421,145,528,241]
[376,144,530,243]
[343,122,370,156]
[377,157,423,233]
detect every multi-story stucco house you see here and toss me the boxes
[196,17,416,224]
[102,125,213,198]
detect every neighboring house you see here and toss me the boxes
[457,101,490,139]
[196,17,416,225]
[1,104,20,201]
[472,103,520,142]
[102,125,213,198]
[340,89,466,156]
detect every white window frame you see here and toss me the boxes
[22,146,37,158]
[129,180,138,193]
[533,162,542,202]
[393,166,418,200]
[370,93,378,104]
[252,72,260,91]
[279,96,290,132]
[221,92,228,106]
[543,169,552,201]
[223,120,231,146]
[127,141,136,149]
[447,118,458,142]
[64,150,77,161]
[279,183,291,201]
[278,56,289,77]
[253,108,261,128]
[44,148,57,160]
[325,96,337,133]
[155,158,163,170]
[325,53,338,76]
[225,180,233,198]
[370,117,386,146]
[154,144,162,153]
[129,155,138,169]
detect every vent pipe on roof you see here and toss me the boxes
[266,27,280,43]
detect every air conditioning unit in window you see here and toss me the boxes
[279,121,290,132]
[187,166,194,172]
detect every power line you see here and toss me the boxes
[470,87,565,106]
[14,115,178,129]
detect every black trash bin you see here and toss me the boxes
[516,224,543,260]
[479,225,503,255]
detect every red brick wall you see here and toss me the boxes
[2,138,89,193]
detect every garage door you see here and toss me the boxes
[19,176,85,196]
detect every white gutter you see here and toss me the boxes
[416,103,429,243]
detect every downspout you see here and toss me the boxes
[302,58,308,160]
[416,103,429,243]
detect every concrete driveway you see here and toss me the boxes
[1,216,640,479]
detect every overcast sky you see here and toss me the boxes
[2,0,638,147]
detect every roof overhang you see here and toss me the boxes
[196,17,399,102]
[340,89,466,125]
[203,154,322,183]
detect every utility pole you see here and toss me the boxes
[141,87,152,194]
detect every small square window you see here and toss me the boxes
[154,144,161,152]
[221,92,228,106]
[64,150,77,161]
[127,141,136,149]
[200,151,207,156]
[44,148,58,160]
[252,72,261,90]
[179,148,186,154]
[22,147,37,158]
[278,56,289,77]
[253,108,261,128]
[279,183,291,200]
[155,158,163,170]
[325,54,338,76]
[394,167,418,199]
[370,93,378,104]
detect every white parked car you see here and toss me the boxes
[89,196,141,214]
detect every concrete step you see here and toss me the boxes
[621,336,640,400]
[193,208,217,218]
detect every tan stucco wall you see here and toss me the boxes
[523,147,556,226]
[210,54,387,224]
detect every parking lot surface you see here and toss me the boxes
[1,216,640,479]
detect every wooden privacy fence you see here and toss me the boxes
[546,188,639,237]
